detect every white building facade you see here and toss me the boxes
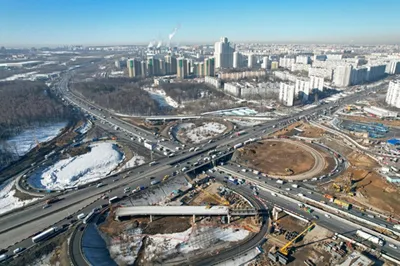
[279,82,295,106]
[386,80,400,108]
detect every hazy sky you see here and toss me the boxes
[1,0,400,46]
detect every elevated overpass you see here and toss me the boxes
[115,206,258,223]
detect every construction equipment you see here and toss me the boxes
[285,168,294,175]
[332,183,341,192]
[199,186,229,206]
[280,222,316,256]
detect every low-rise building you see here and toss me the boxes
[363,106,397,118]
[204,76,221,88]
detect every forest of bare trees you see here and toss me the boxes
[0,81,70,140]
[71,78,163,115]
[160,82,226,104]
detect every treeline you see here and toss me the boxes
[0,81,70,139]
[72,78,163,115]
[160,82,226,103]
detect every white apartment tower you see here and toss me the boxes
[248,54,255,68]
[214,37,234,69]
[387,61,400,75]
[309,76,324,91]
[279,82,295,106]
[386,80,400,108]
[334,65,353,87]
[295,79,311,102]
[233,51,242,68]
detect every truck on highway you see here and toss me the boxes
[149,161,158,166]
[291,184,299,188]
[333,199,351,210]
[236,130,247,136]
[276,180,285,185]
[252,170,260,175]
[32,227,58,243]
[0,254,8,262]
[356,230,385,246]
[46,197,61,205]
[83,210,96,224]
[393,224,400,230]
[109,196,120,204]
[233,143,243,149]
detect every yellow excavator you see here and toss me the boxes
[285,168,294,175]
[332,183,341,192]
[280,223,316,256]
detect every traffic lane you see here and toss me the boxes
[0,195,99,250]
[0,165,173,239]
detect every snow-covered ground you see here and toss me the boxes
[144,226,250,261]
[215,248,261,266]
[109,226,250,265]
[227,118,264,127]
[117,154,145,172]
[109,228,143,265]
[143,87,180,109]
[178,122,227,143]
[28,142,123,190]
[0,180,39,215]
[5,122,67,157]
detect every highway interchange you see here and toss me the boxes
[1,74,400,265]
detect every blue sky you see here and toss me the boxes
[1,0,399,46]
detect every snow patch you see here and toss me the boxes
[5,122,67,157]
[143,87,180,108]
[178,122,226,143]
[109,228,143,265]
[143,226,250,261]
[227,119,264,127]
[118,154,145,172]
[28,142,123,190]
[0,180,39,215]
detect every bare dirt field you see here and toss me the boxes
[343,115,400,127]
[235,140,315,176]
[298,123,326,138]
[321,150,400,216]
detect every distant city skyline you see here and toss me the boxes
[1,0,400,47]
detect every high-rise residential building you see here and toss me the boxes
[153,58,161,76]
[387,61,400,74]
[350,67,368,85]
[313,54,327,61]
[334,65,353,87]
[271,61,279,70]
[309,76,324,91]
[296,55,311,65]
[127,58,142,78]
[386,80,400,108]
[147,57,155,76]
[247,54,255,69]
[177,57,188,79]
[159,59,166,76]
[261,56,270,69]
[214,37,234,69]
[279,56,295,69]
[366,64,386,82]
[279,82,295,106]
[140,61,147,77]
[233,51,242,68]
[204,57,215,76]
[295,79,311,102]
[198,62,205,77]
[165,55,177,75]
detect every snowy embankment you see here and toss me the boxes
[179,122,226,143]
[109,226,250,265]
[5,122,67,157]
[116,154,145,173]
[28,142,123,190]
[143,87,181,109]
[0,180,39,215]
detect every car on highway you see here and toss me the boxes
[313,215,319,220]
[389,244,398,249]
[150,176,155,180]
[325,214,331,219]
[113,178,119,182]
[150,180,160,186]
[42,204,51,209]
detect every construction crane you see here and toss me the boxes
[279,222,316,256]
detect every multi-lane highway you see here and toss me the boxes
[1,74,397,264]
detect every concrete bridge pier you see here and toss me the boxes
[193,215,196,223]
[150,215,153,223]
